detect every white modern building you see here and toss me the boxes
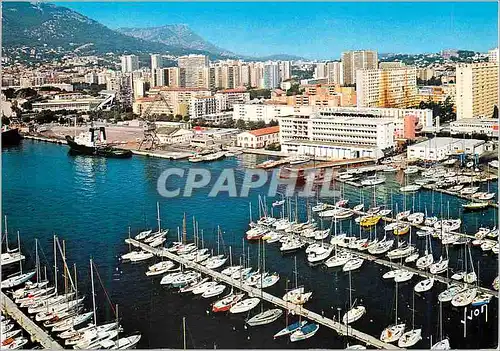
[407,137,486,161]
[279,113,395,160]
[488,48,499,63]
[203,112,233,125]
[263,63,280,89]
[450,118,499,138]
[233,104,315,124]
[157,128,194,145]
[151,54,164,69]
[121,55,139,73]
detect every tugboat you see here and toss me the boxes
[2,125,22,147]
[65,126,132,158]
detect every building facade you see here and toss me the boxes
[341,50,378,85]
[356,66,418,108]
[121,55,139,73]
[236,126,280,149]
[407,137,485,161]
[456,62,498,119]
[450,118,499,138]
[178,54,209,88]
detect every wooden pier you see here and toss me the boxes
[1,292,63,349]
[127,239,400,349]
[421,184,499,209]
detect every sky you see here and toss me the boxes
[56,2,498,59]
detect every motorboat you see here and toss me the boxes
[400,185,421,192]
[229,298,260,314]
[471,293,493,306]
[359,215,381,227]
[403,166,419,175]
[414,278,434,292]
[290,323,319,342]
[342,258,364,272]
[246,309,283,326]
[307,245,332,264]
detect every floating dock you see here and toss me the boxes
[126,238,400,349]
[1,292,63,349]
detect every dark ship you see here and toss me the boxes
[2,126,22,147]
[65,126,132,158]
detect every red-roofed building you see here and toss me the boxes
[237,126,280,149]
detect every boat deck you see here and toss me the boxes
[127,238,400,350]
[1,292,63,349]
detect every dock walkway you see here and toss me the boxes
[128,239,399,349]
[1,292,63,349]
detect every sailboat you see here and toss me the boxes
[283,257,312,305]
[1,231,36,289]
[342,271,366,324]
[416,233,433,270]
[398,292,422,347]
[290,323,319,342]
[1,216,25,267]
[380,281,405,343]
[431,301,450,349]
[463,245,477,284]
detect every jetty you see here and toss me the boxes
[422,184,499,209]
[0,292,63,349]
[126,238,400,349]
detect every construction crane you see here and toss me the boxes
[138,92,172,150]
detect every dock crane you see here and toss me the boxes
[138,92,172,150]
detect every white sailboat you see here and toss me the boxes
[398,292,422,347]
[342,271,366,324]
[431,301,450,349]
[380,281,405,343]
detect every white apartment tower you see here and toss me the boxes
[121,55,139,73]
[151,54,164,69]
[327,61,343,85]
[341,50,378,85]
[263,63,280,89]
[456,62,499,119]
[178,54,209,88]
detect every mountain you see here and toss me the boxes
[1,2,226,59]
[116,25,234,57]
[2,2,306,61]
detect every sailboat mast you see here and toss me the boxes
[183,317,187,350]
[157,202,161,232]
[4,215,8,251]
[35,238,39,283]
[90,258,97,325]
[395,281,398,326]
[294,256,298,288]
[17,231,22,274]
[54,235,58,295]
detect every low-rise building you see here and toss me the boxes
[237,126,280,149]
[203,112,233,125]
[407,137,486,161]
[32,93,110,112]
[157,128,194,145]
[279,114,394,160]
[450,118,499,138]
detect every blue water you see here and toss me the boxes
[2,140,498,349]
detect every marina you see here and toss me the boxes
[2,140,498,349]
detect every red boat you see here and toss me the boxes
[212,293,245,312]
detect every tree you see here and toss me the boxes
[2,116,10,125]
[16,88,38,99]
[268,119,279,127]
[255,120,266,129]
[235,119,247,130]
[247,121,257,130]
[493,105,499,120]
[183,115,190,122]
[3,88,15,99]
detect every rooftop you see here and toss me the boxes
[247,126,280,137]
[410,137,486,148]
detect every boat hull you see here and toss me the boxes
[65,136,132,158]
[2,128,22,147]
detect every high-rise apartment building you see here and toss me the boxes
[152,68,169,87]
[121,55,139,73]
[314,63,328,79]
[177,54,209,88]
[456,62,499,119]
[151,54,164,69]
[327,61,343,85]
[341,50,378,85]
[263,63,280,89]
[488,48,499,63]
[167,67,186,88]
[279,61,292,81]
[356,66,418,108]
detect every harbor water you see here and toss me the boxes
[2,140,498,349]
